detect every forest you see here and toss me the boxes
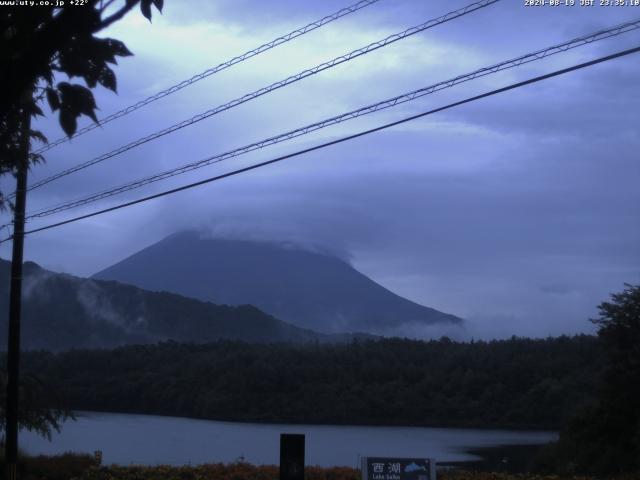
[16,335,601,430]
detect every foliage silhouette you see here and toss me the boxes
[546,284,640,476]
[0,0,165,445]
[18,335,602,430]
[0,0,164,210]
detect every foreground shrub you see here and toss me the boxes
[2,455,636,480]
[0,452,96,480]
[67,462,633,480]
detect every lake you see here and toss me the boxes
[21,411,557,467]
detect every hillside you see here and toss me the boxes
[19,336,601,429]
[0,258,329,351]
[93,231,462,334]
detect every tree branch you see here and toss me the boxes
[98,1,139,31]
[100,0,119,14]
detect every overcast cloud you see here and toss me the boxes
[1,0,639,339]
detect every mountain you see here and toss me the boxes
[0,258,332,351]
[93,231,462,334]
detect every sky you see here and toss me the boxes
[1,0,639,339]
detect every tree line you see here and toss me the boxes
[15,335,601,430]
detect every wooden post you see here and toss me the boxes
[4,104,31,480]
[280,433,305,480]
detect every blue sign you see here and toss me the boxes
[361,457,435,480]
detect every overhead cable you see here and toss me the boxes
[24,18,640,220]
[2,44,636,244]
[33,0,384,154]
[21,0,500,195]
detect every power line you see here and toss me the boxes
[20,0,500,195]
[3,44,636,244]
[23,18,640,220]
[33,0,383,155]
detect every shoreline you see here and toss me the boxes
[70,409,561,434]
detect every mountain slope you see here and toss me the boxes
[0,258,328,351]
[93,231,462,334]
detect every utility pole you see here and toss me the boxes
[5,102,31,480]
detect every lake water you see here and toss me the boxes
[21,411,557,467]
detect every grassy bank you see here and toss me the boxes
[2,455,638,480]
